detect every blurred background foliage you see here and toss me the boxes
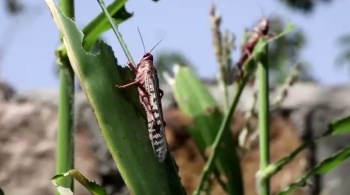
[0,0,348,84]
[154,51,193,82]
[278,0,332,13]
[336,34,350,75]
[5,0,23,15]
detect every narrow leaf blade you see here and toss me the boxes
[329,115,350,135]
[52,170,107,195]
[82,0,132,50]
[171,67,243,194]
[278,145,350,195]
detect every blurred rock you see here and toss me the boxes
[0,87,120,195]
[277,82,350,195]
[176,80,350,194]
[0,80,15,101]
[240,115,306,195]
[1,80,350,195]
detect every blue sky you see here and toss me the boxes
[1,0,349,91]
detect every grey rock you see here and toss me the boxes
[277,82,350,195]
[0,85,127,195]
[205,80,350,194]
[0,80,15,101]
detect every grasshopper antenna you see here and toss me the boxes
[137,27,147,53]
[149,39,163,53]
[256,1,266,19]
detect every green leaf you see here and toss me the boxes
[82,0,132,50]
[172,67,218,149]
[0,187,4,195]
[172,67,222,147]
[52,170,107,195]
[174,67,217,115]
[46,1,185,194]
[278,145,350,195]
[170,67,243,194]
[328,115,350,135]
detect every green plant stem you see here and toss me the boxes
[56,60,75,188]
[193,74,249,195]
[260,132,328,179]
[219,68,229,111]
[52,169,107,195]
[60,0,74,19]
[97,0,135,66]
[221,31,234,112]
[56,0,75,193]
[257,43,270,195]
[82,0,128,50]
[193,24,294,195]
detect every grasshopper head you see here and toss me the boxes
[142,52,154,61]
[259,18,269,35]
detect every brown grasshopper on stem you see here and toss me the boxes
[116,31,167,162]
[236,18,271,79]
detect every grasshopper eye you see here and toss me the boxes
[143,53,153,61]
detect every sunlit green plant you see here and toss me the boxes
[47,0,350,194]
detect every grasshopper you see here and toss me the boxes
[236,18,270,78]
[116,33,167,162]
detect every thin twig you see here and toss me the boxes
[222,30,236,84]
[210,4,234,111]
[258,131,328,181]
[238,73,258,149]
[240,63,301,151]
[271,63,301,109]
[210,4,222,68]
[193,65,251,195]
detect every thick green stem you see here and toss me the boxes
[60,0,74,19]
[258,43,270,195]
[56,60,75,188]
[56,0,75,193]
